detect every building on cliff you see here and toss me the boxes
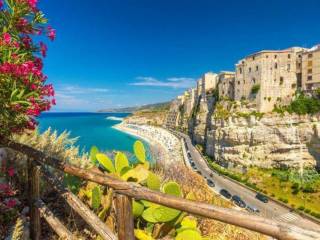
[164,96,185,129]
[201,72,218,102]
[218,71,235,100]
[234,47,306,113]
[301,45,320,91]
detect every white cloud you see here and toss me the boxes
[56,85,109,94]
[131,76,195,88]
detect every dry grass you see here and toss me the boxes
[10,128,91,168]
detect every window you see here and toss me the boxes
[280,77,284,85]
[287,64,290,71]
[266,55,269,58]
[238,81,240,85]
[288,54,291,59]
[274,55,277,59]
[308,53,313,58]
[252,56,255,60]
[308,61,312,67]
[256,66,259,71]
[308,76,312,81]
[252,78,256,83]
[239,67,242,74]
[249,67,251,73]
[308,69,312,74]
[275,63,278,69]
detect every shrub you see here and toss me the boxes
[304,208,311,214]
[287,93,320,115]
[251,84,260,95]
[298,206,305,211]
[0,0,56,136]
[302,185,316,193]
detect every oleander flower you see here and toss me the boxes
[0,0,55,136]
[39,41,47,57]
[3,32,11,44]
[47,26,56,41]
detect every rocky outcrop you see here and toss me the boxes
[206,113,320,169]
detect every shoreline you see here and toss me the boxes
[113,122,183,168]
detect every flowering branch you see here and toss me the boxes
[0,0,56,136]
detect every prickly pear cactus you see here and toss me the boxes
[79,141,204,240]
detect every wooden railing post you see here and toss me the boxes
[115,194,134,240]
[29,161,41,240]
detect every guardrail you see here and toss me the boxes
[1,137,320,240]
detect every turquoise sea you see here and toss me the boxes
[38,112,151,160]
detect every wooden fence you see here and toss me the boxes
[1,138,320,240]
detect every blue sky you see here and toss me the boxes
[40,0,320,112]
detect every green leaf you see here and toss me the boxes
[120,166,132,176]
[90,146,99,165]
[162,181,182,197]
[134,229,155,240]
[64,174,81,194]
[121,165,149,183]
[153,206,181,222]
[141,207,158,223]
[115,152,129,174]
[147,172,160,191]
[91,186,101,210]
[132,200,144,218]
[181,217,197,229]
[134,140,146,163]
[141,200,159,208]
[96,153,115,173]
[175,229,202,240]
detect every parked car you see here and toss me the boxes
[256,193,268,203]
[209,173,214,178]
[196,170,202,175]
[246,205,260,213]
[191,162,195,167]
[220,189,232,199]
[232,195,246,208]
[187,152,192,159]
[207,179,215,187]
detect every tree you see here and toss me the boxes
[0,0,56,136]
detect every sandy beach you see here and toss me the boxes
[113,122,184,168]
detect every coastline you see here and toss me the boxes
[113,122,184,168]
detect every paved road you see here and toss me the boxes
[174,131,320,231]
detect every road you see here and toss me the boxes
[174,131,320,231]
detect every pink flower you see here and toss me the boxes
[39,41,47,57]
[0,0,3,9]
[47,26,56,41]
[3,33,11,44]
[30,84,37,90]
[0,183,10,192]
[27,0,37,9]
[5,199,17,208]
[7,167,15,177]
[51,98,56,105]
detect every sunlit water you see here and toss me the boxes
[37,112,153,163]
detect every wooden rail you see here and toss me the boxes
[2,138,320,240]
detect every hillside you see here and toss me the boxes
[98,101,170,113]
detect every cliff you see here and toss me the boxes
[205,113,320,169]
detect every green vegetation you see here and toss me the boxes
[204,156,320,219]
[274,92,320,115]
[251,84,260,95]
[73,140,209,240]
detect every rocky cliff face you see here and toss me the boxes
[205,113,320,169]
